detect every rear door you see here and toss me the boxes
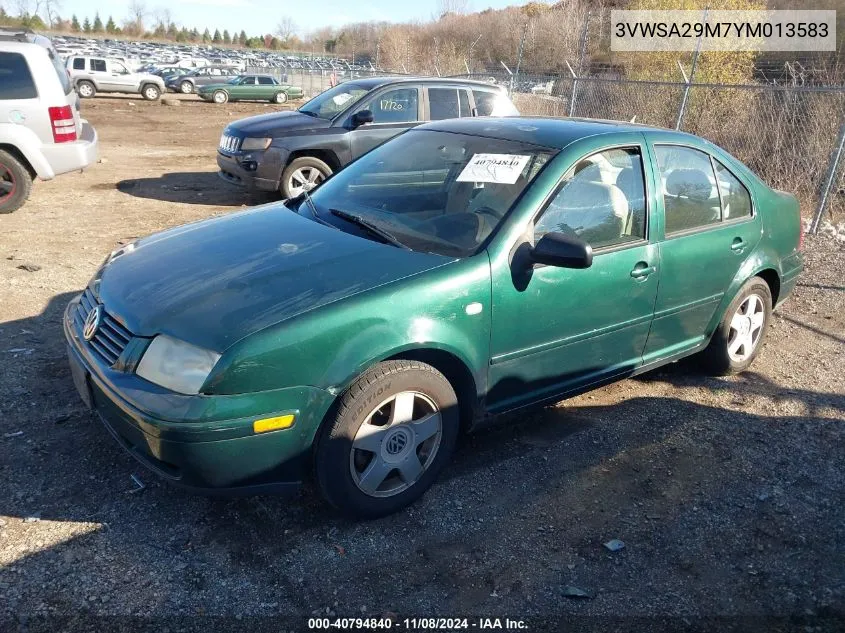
[642,138,762,361]
[426,86,473,121]
[89,58,114,90]
[348,85,422,159]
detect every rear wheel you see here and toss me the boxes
[76,80,95,98]
[0,150,33,214]
[273,91,287,104]
[180,80,193,94]
[141,84,160,101]
[280,156,332,198]
[700,276,772,375]
[212,90,228,104]
[315,360,460,519]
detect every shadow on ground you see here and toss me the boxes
[115,172,277,206]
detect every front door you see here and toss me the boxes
[642,140,762,361]
[348,85,421,160]
[488,141,659,412]
[106,60,136,93]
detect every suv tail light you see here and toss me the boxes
[48,105,77,143]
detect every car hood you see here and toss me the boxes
[97,204,452,352]
[223,110,331,136]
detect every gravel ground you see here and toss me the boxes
[0,97,843,632]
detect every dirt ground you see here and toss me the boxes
[1,95,844,632]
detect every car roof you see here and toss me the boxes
[415,116,696,150]
[342,76,505,91]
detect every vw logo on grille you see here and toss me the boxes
[385,431,408,455]
[82,305,102,341]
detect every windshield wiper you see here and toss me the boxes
[298,109,320,118]
[330,209,409,250]
[293,190,333,227]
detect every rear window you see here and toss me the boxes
[472,90,497,116]
[47,47,72,95]
[0,52,37,100]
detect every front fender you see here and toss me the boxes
[0,124,53,179]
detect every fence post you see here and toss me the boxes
[811,114,845,234]
[676,7,708,130]
[514,22,528,92]
[566,61,578,117]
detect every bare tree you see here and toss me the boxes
[127,0,146,34]
[276,15,297,43]
[153,6,171,28]
[43,0,61,27]
[436,0,468,19]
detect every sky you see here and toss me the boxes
[51,0,529,37]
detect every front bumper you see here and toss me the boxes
[63,296,335,495]
[216,148,285,192]
[39,120,98,179]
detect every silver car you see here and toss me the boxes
[67,55,164,101]
[0,29,98,213]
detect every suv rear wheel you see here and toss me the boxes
[76,80,95,98]
[141,84,161,101]
[281,156,332,198]
[0,150,33,214]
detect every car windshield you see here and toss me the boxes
[298,82,369,119]
[305,129,557,257]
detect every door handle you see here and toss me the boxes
[731,237,746,252]
[630,264,656,279]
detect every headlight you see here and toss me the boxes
[241,137,272,151]
[136,335,220,395]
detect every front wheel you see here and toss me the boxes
[280,156,331,198]
[180,80,193,94]
[141,84,161,101]
[0,149,33,214]
[273,91,287,104]
[315,360,460,519]
[699,276,772,375]
[212,90,228,104]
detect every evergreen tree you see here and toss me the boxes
[106,16,116,33]
[92,12,103,32]
[222,29,231,44]
[202,28,211,43]
[82,17,91,33]
[212,28,221,43]
[71,14,81,32]
[238,30,246,45]
[189,28,199,42]
[166,22,177,39]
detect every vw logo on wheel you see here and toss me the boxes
[385,431,408,455]
[82,305,103,341]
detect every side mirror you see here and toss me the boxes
[530,232,593,269]
[351,109,374,128]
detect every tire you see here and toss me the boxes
[180,80,193,94]
[0,149,33,214]
[315,360,460,519]
[273,91,287,104]
[699,276,773,375]
[212,90,228,104]
[76,80,96,98]
[141,84,161,101]
[280,156,332,198]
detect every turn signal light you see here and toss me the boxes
[253,414,296,434]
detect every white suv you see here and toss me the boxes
[0,29,98,213]
[67,55,165,101]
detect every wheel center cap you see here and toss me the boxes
[740,316,752,335]
[382,427,413,462]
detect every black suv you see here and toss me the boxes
[216,77,519,198]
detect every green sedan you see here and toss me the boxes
[197,74,304,104]
[64,117,802,518]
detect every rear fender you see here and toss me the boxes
[0,125,52,179]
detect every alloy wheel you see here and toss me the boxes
[727,293,765,362]
[288,167,324,196]
[0,163,15,204]
[349,391,443,498]
[180,81,193,94]
[78,83,93,97]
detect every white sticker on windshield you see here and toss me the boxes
[332,93,353,106]
[456,154,531,184]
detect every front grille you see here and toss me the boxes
[73,289,134,367]
[218,133,241,153]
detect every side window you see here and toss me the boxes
[241,76,256,85]
[72,57,85,70]
[535,147,648,249]
[714,160,752,220]
[0,52,37,100]
[367,87,419,124]
[258,76,273,85]
[655,146,721,235]
[429,88,459,120]
[91,59,107,72]
[111,62,128,74]
[473,90,496,116]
